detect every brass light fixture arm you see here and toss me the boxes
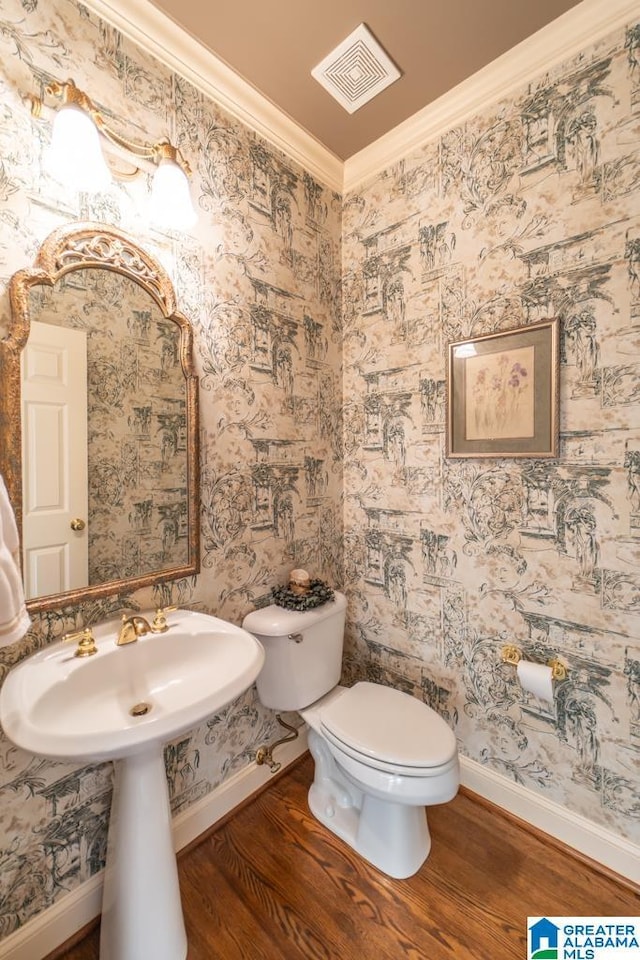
[31,78,191,176]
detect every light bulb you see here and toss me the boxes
[44,104,111,192]
[150,158,197,231]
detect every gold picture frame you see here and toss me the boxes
[446,319,559,458]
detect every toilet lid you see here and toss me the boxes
[320,681,456,769]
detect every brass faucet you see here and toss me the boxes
[62,627,98,657]
[116,614,153,646]
[151,605,178,633]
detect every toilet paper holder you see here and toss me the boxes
[500,644,568,682]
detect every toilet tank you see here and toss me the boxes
[242,591,347,711]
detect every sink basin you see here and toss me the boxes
[0,609,265,763]
[0,608,265,960]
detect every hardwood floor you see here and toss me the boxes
[53,755,638,960]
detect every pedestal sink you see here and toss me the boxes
[0,609,265,960]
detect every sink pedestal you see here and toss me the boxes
[100,746,187,960]
[0,608,266,959]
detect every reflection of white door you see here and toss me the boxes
[21,320,88,599]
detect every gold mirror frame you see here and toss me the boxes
[0,221,200,613]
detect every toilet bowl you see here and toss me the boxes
[302,682,459,877]
[243,592,459,879]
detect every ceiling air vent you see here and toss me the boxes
[311,23,401,114]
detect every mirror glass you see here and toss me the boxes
[1,222,199,612]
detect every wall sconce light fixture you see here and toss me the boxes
[30,78,197,230]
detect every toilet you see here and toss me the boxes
[242,591,459,879]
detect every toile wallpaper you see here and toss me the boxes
[30,270,189,584]
[0,0,342,939]
[0,0,639,947]
[342,19,640,845]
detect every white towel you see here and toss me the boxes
[0,473,31,646]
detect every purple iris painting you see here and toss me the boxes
[465,346,534,440]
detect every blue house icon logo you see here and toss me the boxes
[529,918,559,959]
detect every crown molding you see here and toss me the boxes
[344,0,640,192]
[70,0,640,197]
[78,0,343,192]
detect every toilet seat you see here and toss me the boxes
[320,681,457,776]
[322,726,459,779]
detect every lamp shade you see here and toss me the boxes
[44,104,111,192]
[149,158,197,231]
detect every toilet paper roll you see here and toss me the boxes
[516,660,554,704]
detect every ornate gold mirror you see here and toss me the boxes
[0,222,199,612]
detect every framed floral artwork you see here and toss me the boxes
[446,319,560,458]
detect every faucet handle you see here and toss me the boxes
[62,627,97,657]
[151,605,178,633]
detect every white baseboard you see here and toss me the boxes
[3,735,635,960]
[0,730,308,960]
[171,727,309,852]
[460,755,640,886]
[0,875,105,960]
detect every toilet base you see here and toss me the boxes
[307,729,431,879]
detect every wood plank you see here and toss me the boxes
[49,755,640,960]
